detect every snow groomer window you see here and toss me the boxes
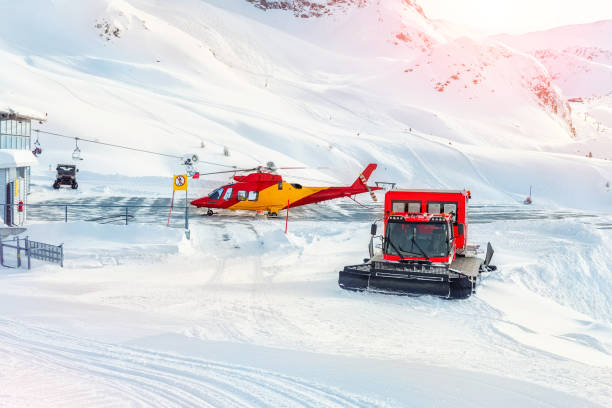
[223,188,233,200]
[248,191,259,201]
[443,203,458,223]
[237,190,247,201]
[427,203,441,214]
[428,202,459,224]
[392,201,421,213]
[407,202,421,212]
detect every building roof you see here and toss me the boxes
[389,189,466,194]
[0,106,47,122]
[0,150,37,168]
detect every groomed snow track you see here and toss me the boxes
[0,319,386,408]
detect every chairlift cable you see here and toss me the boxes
[33,129,237,168]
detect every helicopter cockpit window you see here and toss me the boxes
[237,190,247,201]
[223,187,233,200]
[290,183,302,189]
[248,191,259,201]
[208,187,224,200]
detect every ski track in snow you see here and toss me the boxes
[0,319,386,408]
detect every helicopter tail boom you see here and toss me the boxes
[351,164,377,189]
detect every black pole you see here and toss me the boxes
[184,190,189,231]
[65,205,68,223]
[125,207,128,225]
[16,237,20,268]
[26,237,31,270]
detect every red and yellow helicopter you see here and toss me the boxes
[191,163,381,216]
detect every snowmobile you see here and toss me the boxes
[53,164,79,189]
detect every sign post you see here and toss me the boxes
[168,175,188,228]
[285,199,290,234]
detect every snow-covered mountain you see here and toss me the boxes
[245,0,368,17]
[245,0,426,20]
[495,21,612,98]
[493,20,612,162]
[242,0,578,141]
[0,0,610,208]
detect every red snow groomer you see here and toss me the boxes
[339,189,496,299]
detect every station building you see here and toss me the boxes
[0,109,45,226]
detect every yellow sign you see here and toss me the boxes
[173,174,187,191]
[14,179,18,197]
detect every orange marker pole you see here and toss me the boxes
[285,199,290,234]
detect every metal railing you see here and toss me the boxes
[0,202,189,229]
[29,239,64,267]
[0,236,63,269]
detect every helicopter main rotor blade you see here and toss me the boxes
[275,166,330,170]
[196,165,329,177]
[197,168,258,176]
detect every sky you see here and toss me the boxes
[418,0,612,34]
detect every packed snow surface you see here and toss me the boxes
[1,196,611,406]
[1,0,611,406]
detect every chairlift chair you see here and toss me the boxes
[183,154,199,166]
[184,154,199,177]
[32,136,42,157]
[72,139,83,161]
[185,161,198,177]
[186,164,195,177]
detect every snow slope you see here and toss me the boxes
[0,0,609,208]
